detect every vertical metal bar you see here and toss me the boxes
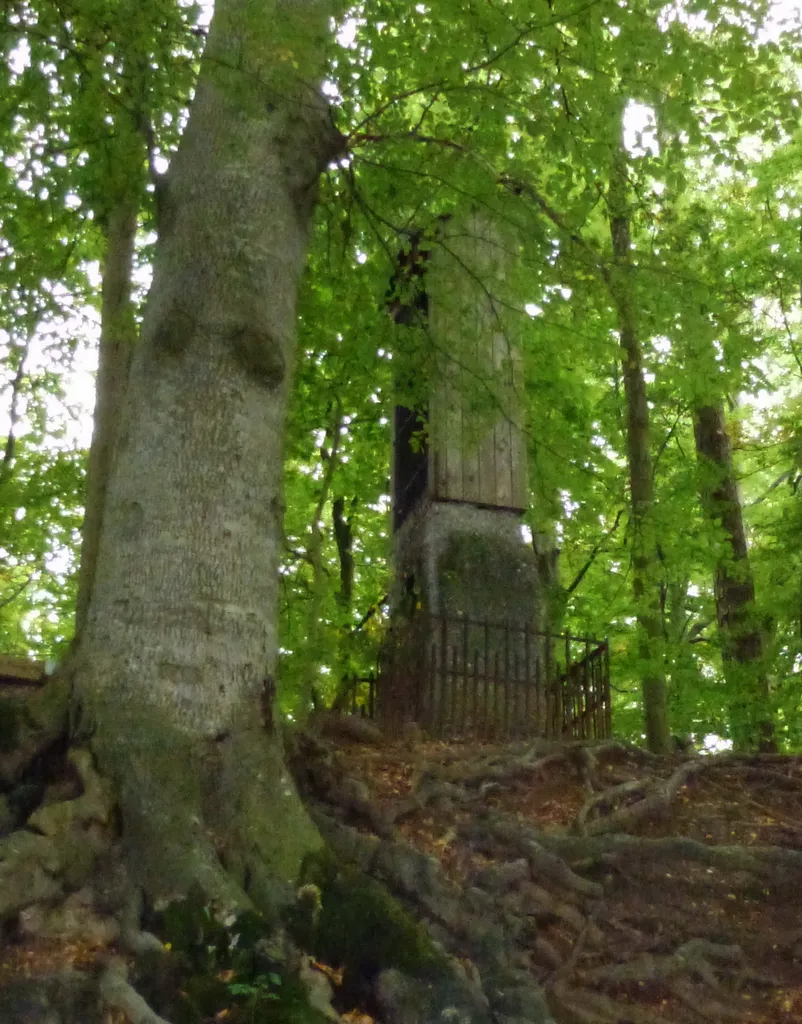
[450,642,459,740]
[428,641,436,734]
[416,622,424,727]
[472,649,480,740]
[491,651,497,741]
[416,619,424,725]
[438,615,448,738]
[461,618,470,737]
[483,620,491,740]
[545,633,553,738]
[513,649,520,737]
[524,624,532,736]
[598,647,605,738]
[584,639,591,740]
[594,647,601,739]
[503,622,511,740]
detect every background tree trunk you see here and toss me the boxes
[73,21,153,641]
[606,146,672,754]
[332,495,355,611]
[75,0,342,911]
[74,199,139,640]
[693,403,775,751]
[302,410,343,708]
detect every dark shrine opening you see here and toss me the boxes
[393,404,428,531]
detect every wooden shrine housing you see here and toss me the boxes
[392,214,528,530]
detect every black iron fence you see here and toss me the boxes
[374,613,611,741]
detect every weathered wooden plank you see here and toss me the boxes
[0,656,46,685]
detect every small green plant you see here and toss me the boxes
[227,971,282,1020]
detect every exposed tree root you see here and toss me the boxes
[574,760,703,836]
[3,717,802,1024]
[550,982,683,1024]
[535,830,802,884]
[298,734,802,1022]
[99,956,173,1024]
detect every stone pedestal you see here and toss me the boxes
[394,498,538,624]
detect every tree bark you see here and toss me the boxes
[693,403,775,751]
[332,495,355,611]
[74,198,139,639]
[73,11,154,641]
[606,147,672,754]
[74,0,343,911]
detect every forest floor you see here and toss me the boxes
[3,726,802,1024]
[294,725,802,1024]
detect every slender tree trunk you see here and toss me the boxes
[303,411,342,706]
[331,494,357,704]
[75,199,139,639]
[74,0,342,911]
[693,403,775,751]
[332,496,355,611]
[74,15,153,641]
[0,337,30,486]
[531,518,562,635]
[606,148,672,754]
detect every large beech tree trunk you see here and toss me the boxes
[693,403,775,751]
[74,0,342,911]
[606,147,672,754]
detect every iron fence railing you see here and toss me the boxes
[373,613,611,741]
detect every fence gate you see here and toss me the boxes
[376,613,611,741]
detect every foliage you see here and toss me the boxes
[2,0,802,746]
[151,888,330,1024]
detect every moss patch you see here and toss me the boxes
[296,850,450,981]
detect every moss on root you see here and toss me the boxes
[295,849,450,980]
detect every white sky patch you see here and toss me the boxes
[624,101,659,157]
[651,335,672,356]
[701,734,733,754]
[8,38,31,76]
[196,0,214,28]
[337,17,359,48]
[559,488,580,519]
